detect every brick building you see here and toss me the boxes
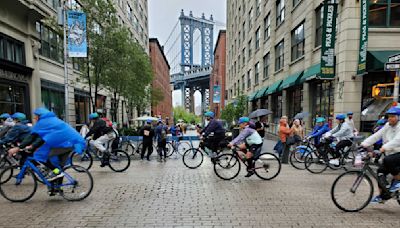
[210,30,226,119]
[149,38,172,120]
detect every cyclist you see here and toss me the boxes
[155,119,168,161]
[0,112,31,146]
[360,107,400,203]
[346,112,358,135]
[85,112,116,167]
[227,117,263,177]
[139,119,155,161]
[373,118,386,150]
[200,111,226,158]
[324,114,354,166]
[306,117,330,147]
[0,113,14,138]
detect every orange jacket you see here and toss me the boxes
[279,120,292,143]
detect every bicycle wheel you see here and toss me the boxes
[69,151,93,171]
[0,166,37,202]
[0,157,11,172]
[137,143,143,154]
[305,151,328,174]
[177,141,191,155]
[165,142,175,157]
[61,165,94,201]
[341,150,356,171]
[121,141,136,157]
[331,171,373,212]
[0,160,13,184]
[289,148,308,170]
[254,152,281,180]
[182,148,204,169]
[108,150,131,172]
[213,154,240,180]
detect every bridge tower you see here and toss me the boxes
[178,10,214,113]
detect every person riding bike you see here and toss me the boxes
[360,106,400,203]
[373,118,387,150]
[227,117,263,177]
[0,113,14,138]
[324,114,354,166]
[306,117,330,148]
[0,112,31,146]
[85,112,116,167]
[7,108,85,195]
[200,111,226,158]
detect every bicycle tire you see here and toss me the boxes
[121,141,136,157]
[108,150,131,172]
[69,151,93,171]
[182,148,204,169]
[289,148,307,170]
[0,157,11,171]
[254,152,281,180]
[61,165,94,201]
[0,160,13,184]
[166,142,175,157]
[0,166,37,202]
[305,151,328,174]
[331,171,373,212]
[213,154,240,181]
[177,141,191,156]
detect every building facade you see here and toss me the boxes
[149,38,172,120]
[210,30,226,119]
[0,0,148,127]
[226,0,400,131]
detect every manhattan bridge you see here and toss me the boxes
[164,10,225,113]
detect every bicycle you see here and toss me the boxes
[289,138,316,170]
[0,149,93,202]
[70,140,130,172]
[166,136,191,157]
[213,146,281,181]
[182,139,227,169]
[331,150,400,212]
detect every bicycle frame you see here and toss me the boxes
[351,159,387,194]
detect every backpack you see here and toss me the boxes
[102,117,113,127]
[161,126,167,140]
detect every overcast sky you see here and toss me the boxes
[148,0,226,113]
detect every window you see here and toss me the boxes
[293,0,302,7]
[37,24,63,63]
[248,39,252,60]
[264,13,271,40]
[315,5,323,47]
[242,48,246,65]
[233,84,237,97]
[275,40,284,71]
[255,62,260,84]
[0,33,25,65]
[249,8,253,30]
[263,53,270,79]
[291,22,305,61]
[256,0,262,17]
[369,0,400,27]
[238,54,241,69]
[127,3,133,22]
[276,0,285,26]
[242,22,246,40]
[247,70,252,89]
[41,80,65,120]
[238,31,241,45]
[0,82,28,115]
[75,90,90,125]
[255,27,260,50]
[67,0,82,10]
[46,0,60,9]
[242,75,245,91]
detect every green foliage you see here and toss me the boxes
[220,94,248,124]
[151,88,165,107]
[173,106,201,124]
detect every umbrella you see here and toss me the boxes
[134,116,158,121]
[248,109,273,119]
[293,112,309,120]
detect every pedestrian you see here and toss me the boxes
[255,115,267,138]
[291,119,304,144]
[155,119,168,162]
[139,119,155,161]
[279,116,293,164]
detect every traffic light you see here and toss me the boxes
[372,83,394,99]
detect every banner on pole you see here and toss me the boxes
[67,11,87,57]
[320,2,338,79]
[213,85,221,104]
[357,0,369,75]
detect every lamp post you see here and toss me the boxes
[62,0,69,122]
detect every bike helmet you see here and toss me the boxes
[11,112,26,121]
[335,114,346,120]
[0,113,10,119]
[88,112,99,120]
[238,117,250,124]
[146,119,153,124]
[377,119,387,125]
[385,107,400,116]
[347,112,353,116]
[33,107,50,116]
[316,117,326,123]
[204,111,215,118]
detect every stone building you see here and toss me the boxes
[226,0,400,131]
[210,30,226,119]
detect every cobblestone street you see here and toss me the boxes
[0,140,399,228]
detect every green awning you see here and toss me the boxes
[255,86,269,99]
[299,63,321,83]
[281,71,304,89]
[367,51,400,72]
[248,91,259,101]
[265,80,283,95]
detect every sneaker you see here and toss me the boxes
[329,159,339,166]
[244,171,255,178]
[370,195,386,204]
[389,180,400,193]
[47,172,64,182]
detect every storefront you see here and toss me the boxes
[310,80,334,126]
[75,89,90,125]
[41,79,65,119]
[287,86,303,119]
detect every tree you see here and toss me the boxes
[220,94,248,124]
[173,106,201,124]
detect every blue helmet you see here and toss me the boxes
[204,111,215,118]
[336,114,346,120]
[146,119,153,124]
[347,112,353,116]
[238,117,250,124]
[33,107,50,116]
[385,107,400,116]
[377,119,387,125]
[0,113,10,119]
[89,112,99,120]
[11,112,26,121]
[316,117,326,123]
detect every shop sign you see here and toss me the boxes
[320,1,338,78]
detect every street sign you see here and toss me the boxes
[385,62,400,71]
[388,53,400,63]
